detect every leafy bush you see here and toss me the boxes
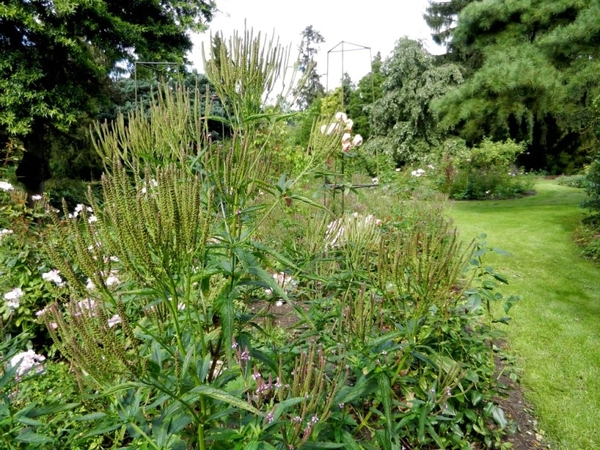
[0,171,64,350]
[44,178,102,212]
[436,138,534,200]
[556,174,589,189]
[583,153,600,219]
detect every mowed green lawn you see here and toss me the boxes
[447,179,600,449]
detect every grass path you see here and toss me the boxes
[447,179,600,449]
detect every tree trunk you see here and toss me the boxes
[16,119,52,206]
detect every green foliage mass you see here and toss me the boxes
[0,0,215,136]
[438,138,534,200]
[0,0,216,195]
[368,38,463,165]
[0,28,525,450]
[433,0,600,173]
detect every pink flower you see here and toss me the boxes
[107,314,121,328]
[335,111,347,122]
[341,132,351,144]
[352,134,363,146]
[342,142,351,152]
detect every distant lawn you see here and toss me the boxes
[448,178,600,449]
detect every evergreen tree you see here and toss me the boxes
[433,0,600,172]
[296,25,325,110]
[369,39,462,165]
[0,0,216,194]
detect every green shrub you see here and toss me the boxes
[583,154,600,219]
[436,138,534,200]
[557,174,589,189]
[0,173,62,350]
[44,178,102,212]
[1,30,521,450]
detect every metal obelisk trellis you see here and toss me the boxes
[325,41,375,215]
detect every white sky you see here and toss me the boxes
[188,0,444,89]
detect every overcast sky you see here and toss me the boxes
[188,0,444,88]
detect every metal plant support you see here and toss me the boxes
[325,41,376,214]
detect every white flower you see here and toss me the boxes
[78,298,96,310]
[335,111,347,122]
[273,272,297,291]
[411,169,426,177]
[342,142,351,152]
[427,164,435,170]
[85,278,96,290]
[0,229,13,237]
[320,124,327,134]
[70,204,93,218]
[0,181,14,191]
[275,300,283,307]
[74,298,97,317]
[88,215,98,224]
[395,168,401,172]
[31,194,42,201]
[9,350,45,378]
[344,119,354,130]
[42,270,65,287]
[105,273,120,286]
[352,134,363,146]
[371,178,379,185]
[5,297,20,310]
[341,132,352,143]
[4,288,23,310]
[326,123,338,135]
[107,314,121,328]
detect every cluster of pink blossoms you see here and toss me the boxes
[320,112,363,152]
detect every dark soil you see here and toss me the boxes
[251,301,550,449]
[494,351,550,450]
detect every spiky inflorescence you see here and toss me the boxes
[43,299,139,386]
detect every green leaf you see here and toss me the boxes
[271,397,305,422]
[183,385,262,416]
[301,443,346,449]
[16,431,54,444]
[74,412,107,421]
[27,402,79,418]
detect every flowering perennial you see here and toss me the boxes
[325,212,381,249]
[4,287,23,310]
[68,203,93,219]
[0,181,14,191]
[9,350,46,379]
[321,112,364,153]
[42,269,65,287]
